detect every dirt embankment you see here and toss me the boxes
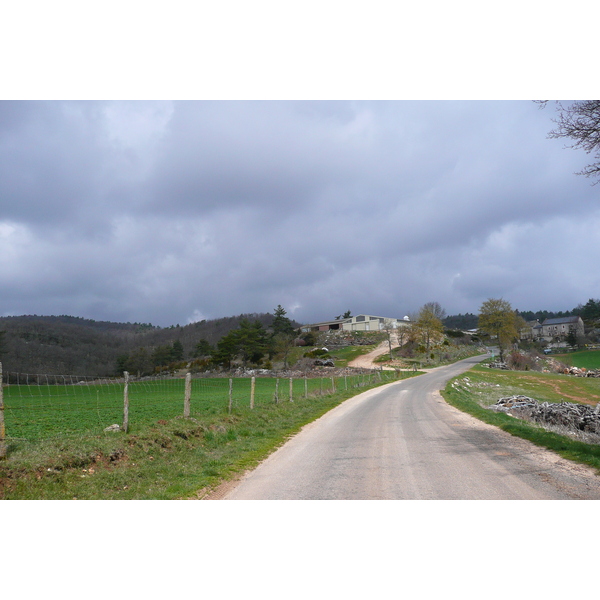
[348,334,400,370]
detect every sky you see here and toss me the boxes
[0,99,598,327]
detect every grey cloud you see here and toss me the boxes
[1,100,598,326]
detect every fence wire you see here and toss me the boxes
[0,366,397,443]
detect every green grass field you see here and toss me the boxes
[2,372,392,442]
[1,370,419,499]
[553,349,600,370]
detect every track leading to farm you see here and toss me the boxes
[221,355,600,499]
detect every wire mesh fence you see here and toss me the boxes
[0,363,399,446]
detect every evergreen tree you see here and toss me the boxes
[211,330,239,369]
[193,339,213,357]
[152,345,174,367]
[271,305,295,336]
[171,340,184,361]
[574,298,600,324]
[236,319,269,366]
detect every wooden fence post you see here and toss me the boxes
[289,377,293,402]
[123,371,130,433]
[331,377,335,393]
[228,378,233,414]
[274,378,279,404]
[250,376,255,409]
[0,362,6,459]
[184,372,192,417]
[304,376,308,399]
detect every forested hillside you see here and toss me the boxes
[0,313,299,376]
[443,303,591,331]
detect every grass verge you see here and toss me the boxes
[441,363,600,474]
[375,345,485,369]
[328,344,377,367]
[1,371,421,499]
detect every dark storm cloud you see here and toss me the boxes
[0,100,597,326]
[140,101,374,218]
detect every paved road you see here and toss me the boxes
[222,355,600,500]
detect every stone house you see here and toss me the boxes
[541,316,584,341]
[520,316,584,342]
[520,319,543,341]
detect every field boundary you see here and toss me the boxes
[0,362,404,451]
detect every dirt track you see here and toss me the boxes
[348,334,399,369]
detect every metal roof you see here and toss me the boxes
[541,316,581,325]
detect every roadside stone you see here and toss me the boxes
[489,396,600,437]
[104,424,121,432]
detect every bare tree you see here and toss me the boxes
[382,321,396,360]
[538,100,600,184]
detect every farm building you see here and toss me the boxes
[301,314,411,333]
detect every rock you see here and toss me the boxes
[486,361,508,370]
[104,424,122,432]
[314,358,335,367]
[488,397,600,436]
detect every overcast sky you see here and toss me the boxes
[0,100,598,326]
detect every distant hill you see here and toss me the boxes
[0,313,300,377]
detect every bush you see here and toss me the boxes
[444,329,465,338]
[304,348,330,358]
[507,350,540,371]
[300,332,317,346]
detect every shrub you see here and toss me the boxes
[507,350,539,371]
[303,348,330,358]
[444,329,465,338]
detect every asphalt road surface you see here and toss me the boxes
[222,355,600,500]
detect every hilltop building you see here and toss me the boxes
[301,314,411,333]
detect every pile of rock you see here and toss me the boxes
[313,358,335,367]
[485,360,508,370]
[562,366,600,377]
[489,395,600,435]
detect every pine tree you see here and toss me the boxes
[271,305,295,336]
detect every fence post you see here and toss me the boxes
[304,376,308,399]
[123,371,130,433]
[184,372,192,417]
[274,378,279,404]
[331,377,335,393]
[250,376,255,409]
[289,377,293,402]
[0,362,6,459]
[228,378,233,414]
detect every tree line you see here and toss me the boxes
[0,309,301,377]
[1,298,599,377]
[114,306,303,377]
